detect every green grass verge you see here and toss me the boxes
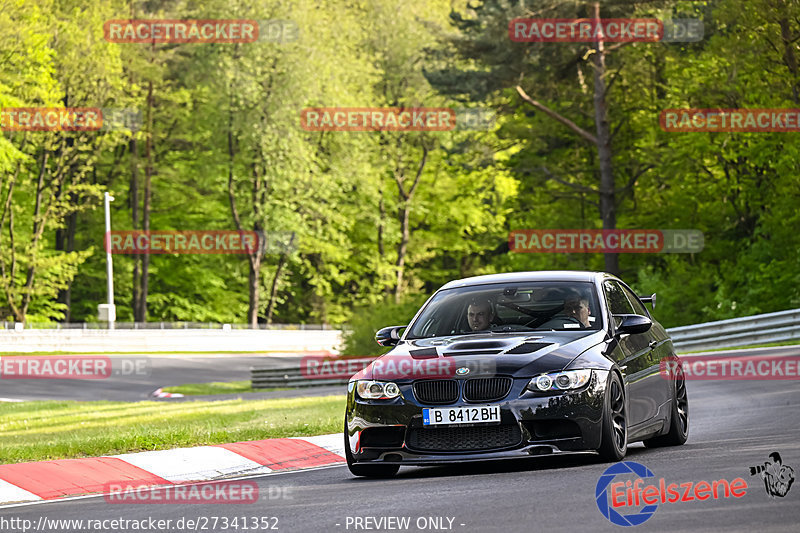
[0,395,346,464]
[679,339,800,354]
[161,380,264,395]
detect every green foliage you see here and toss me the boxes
[1,0,798,328]
[342,295,430,356]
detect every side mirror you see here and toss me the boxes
[615,314,652,336]
[639,293,656,310]
[375,325,407,347]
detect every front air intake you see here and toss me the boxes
[413,379,458,404]
[463,377,512,402]
[505,342,552,354]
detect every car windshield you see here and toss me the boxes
[405,281,601,339]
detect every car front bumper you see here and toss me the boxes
[345,370,609,465]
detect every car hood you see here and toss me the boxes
[352,330,607,381]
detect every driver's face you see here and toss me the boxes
[564,298,590,327]
[467,303,492,331]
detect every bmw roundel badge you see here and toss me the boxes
[456,367,470,376]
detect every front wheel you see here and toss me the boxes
[644,369,688,448]
[344,422,400,478]
[596,372,627,462]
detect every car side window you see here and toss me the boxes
[604,281,635,315]
[603,281,635,328]
[621,285,649,317]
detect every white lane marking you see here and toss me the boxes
[0,480,42,505]
[290,434,346,458]
[0,463,345,510]
[144,353,310,359]
[0,398,25,402]
[679,345,800,357]
[111,446,272,483]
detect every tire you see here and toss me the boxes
[344,421,400,478]
[643,368,688,448]
[596,371,627,462]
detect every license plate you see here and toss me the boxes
[422,405,501,426]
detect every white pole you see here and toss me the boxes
[104,192,115,330]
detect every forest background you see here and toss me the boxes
[1,0,798,353]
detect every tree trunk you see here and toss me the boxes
[56,209,77,321]
[592,2,619,275]
[394,201,410,303]
[265,233,296,324]
[0,163,21,320]
[378,183,385,258]
[225,92,262,327]
[137,79,154,321]
[128,0,141,320]
[777,15,799,104]
[21,149,49,319]
[248,257,261,326]
[130,138,140,317]
[392,145,428,303]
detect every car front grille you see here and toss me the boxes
[413,379,459,404]
[463,377,512,402]
[407,424,522,452]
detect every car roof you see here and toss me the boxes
[438,270,610,290]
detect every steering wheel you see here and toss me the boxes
[522,305,565,328]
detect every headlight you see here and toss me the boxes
[356,380,401,400]
[527,369,592,392]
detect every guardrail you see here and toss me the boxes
[0,328,343,353]
[251,358,374,389]
[1,321,333,330]
[666,308,800,352]
[249,309,800,388]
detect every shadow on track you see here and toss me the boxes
[344,445,655,482]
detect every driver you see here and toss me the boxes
[467,298,495,331]
[563,290,592,328]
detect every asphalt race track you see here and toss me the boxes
[0,354,316,401]
[2,348,799,532]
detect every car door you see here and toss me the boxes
[617,283,670,430]
[603,280,653,429]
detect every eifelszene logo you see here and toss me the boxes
[596,462,658,526]
[749,452,795,498]
[595,461,748,526]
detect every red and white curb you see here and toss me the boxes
[151,388,184,398]
[0,434,343,506]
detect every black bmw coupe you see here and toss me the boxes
[344,271,688,477]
